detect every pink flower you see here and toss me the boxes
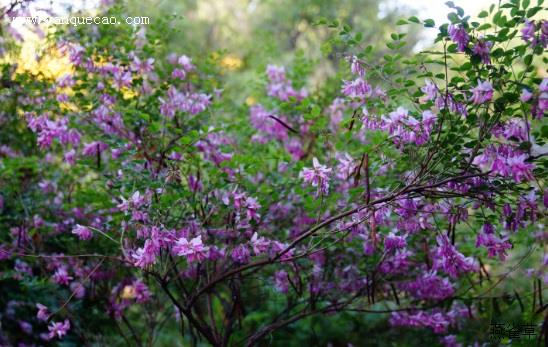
[72,224,93,240]
[507,154,534,183]
[52,267,73,285]
[47,319,70,340]
[132,239,158,268]
[36,303,49,321]
[299,157,332,196]
[173,236,209,263]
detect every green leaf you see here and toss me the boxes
[526,6,542,17]
[423,19,436,28]
[447,12,459,23]
[396,19,408,25]
[478,10,489,18]
[311,105,321,117]
[408,16,421,24]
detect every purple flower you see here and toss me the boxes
[379,249,412,274]
[469,80,493,104]
[177,55,195,71]
[52,267,73,285]
[274,270,289,293]
[56,74,75,88]
[402,272,455,300]
[70,282,86,299]
[299,157,332,196]
[250,232,270,255]
[266,64,286,83]
[188,175,202,193]
[384,232,407,251]
[72,224,93,240]
[47,319,70,340]
[440,335,462,347]
[132,279,151,303]
[82,141,109,156]
[521,20,536,43]
[173,236,209,263]
[448,24,469,52]
[265,65,307,101]
[335,152,356,180]
[14,260,32,276]
[506,154,534,183]
[160,87,211,118]
[36,303,49,321]
[432,235,477,278]
[341,77,372,99]
[390,310,451,333]
[112,70,132,89]
[348,55,366,76]
[472,39,493,64]
[132,239,158,268]
[476,231,512,260]
[171,68,186,80]
[130,57,154,74]
[231,244,251,264]
[249,104,289,141]
[520,89,533,102]
[245,197,261,221]
[420,80,437,102]
[541,20,548,48]
[473,145,535,183]
[64,149,76,165]
[19,320,33,334]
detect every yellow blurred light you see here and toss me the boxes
[11,36,72,79]
[120,285,137,299]
[220,55,243,71]
[121,87,137,100]
[245,96,256,106]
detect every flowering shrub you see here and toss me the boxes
[0,0,546,346]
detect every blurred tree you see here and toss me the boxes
[125,0,422,102]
